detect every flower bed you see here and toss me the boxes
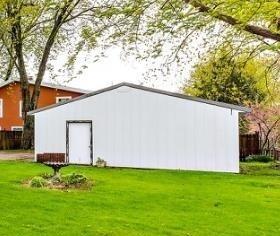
[27,173,93,190]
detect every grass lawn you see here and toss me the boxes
[0,161,280,235]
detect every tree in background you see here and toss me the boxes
[1,0,280,148]
[247,105,280,151]
[183,48,280,145]
[100,0,280,79]
[103,0,280,146]
[0,0,115,148]
[183,52,269,106]
[183,48,279,134]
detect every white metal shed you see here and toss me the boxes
[29,82,250,173]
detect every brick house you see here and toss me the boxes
[0,79,90,131]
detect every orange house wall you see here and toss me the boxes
[0,82,84,130]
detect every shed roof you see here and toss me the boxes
[28,82,251,115]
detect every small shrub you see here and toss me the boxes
[246,155,273,163]
[62,173,87,186]
[40,173,53,179]
[51,175,62,184]
[96,157,107,167]
[30,176,48,188]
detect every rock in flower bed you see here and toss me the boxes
[28,173,93,190]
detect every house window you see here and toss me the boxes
[0,99,3,118]
[11,126,23,131]
[56,96,72,103]
[19,100,23,118]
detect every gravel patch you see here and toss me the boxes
[0,151,34,160]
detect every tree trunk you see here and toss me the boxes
[8,1,75,149]
[20,80,33,149]
[21,115,34,149]
[8,3,33,149]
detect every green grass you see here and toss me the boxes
[0,161,280,235]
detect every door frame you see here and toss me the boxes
[66,120,93,165]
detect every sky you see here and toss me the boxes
[61,47,191,93]
[60,25,211,93]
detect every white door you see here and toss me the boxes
[68,122,92,164]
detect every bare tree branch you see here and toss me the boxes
[31,0,76,106]
[184,0,280,42]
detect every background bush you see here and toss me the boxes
[245,155,273,163]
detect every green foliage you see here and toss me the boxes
[39,172,53,179]
[245,155,274,163]
[0,0,115,81]
[199,0,280,32]
[239,116,250,134]
[30,176,47,188]
[96,0,280,81]
[1,0,279,84]
[183,51,279,132]
[0,0,122,148]
[184,51,270,106]
[30,172,89,189]
[61,173,87,186]
[51,175,62,184]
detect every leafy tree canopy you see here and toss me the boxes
[0,0,113,82]
[183,47,280,134]
[0,0,117,148]
[183,48,279,106]
[101,0,280,78]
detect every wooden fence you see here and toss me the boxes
[239,132,260,160]
[240,132,280,160]
[274,148,280,161]
[263,148,280,161]
[0,131,22,150]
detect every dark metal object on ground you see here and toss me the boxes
[43,162,69,176]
